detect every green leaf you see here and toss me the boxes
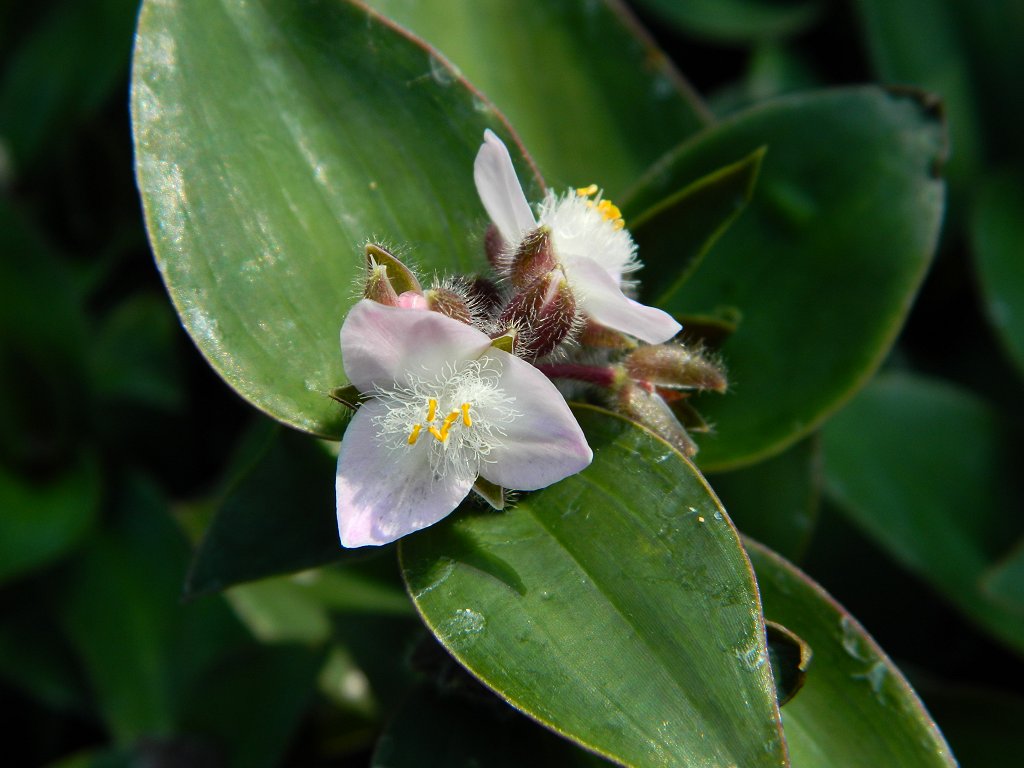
[746,539,957,767]
[623,87,946,470]
[185,422,360,595]
[0,452,101,585]
[372,685,610,767]
[401,406,785,768]
[710,437,820,562]
[364,0,710,195]
[133,0,534,438]
[822,373,1024,653]
[629,148,764,306]
[765,621,812,708]
[972,173,1024,379]
[632,0,823,43]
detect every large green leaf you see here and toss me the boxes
[821,372,1024,654]
[746,540,956,767]
[622,88,945,470]
[972,173,1024,379]
[133,0,535,438]
[401,406,785,768]
[981,542,1024,614]
[364,0,710,195]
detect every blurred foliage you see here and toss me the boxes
[2,0,1022,766]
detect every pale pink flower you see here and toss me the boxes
[474,130,681,344]
[336,299,592,547]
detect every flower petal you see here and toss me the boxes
[474,129,536,245]
[479,350,592,490]
[340,299,492,392]
[336,400,476,547]
[568,257,682,344]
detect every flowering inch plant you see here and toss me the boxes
[333,131,729,547]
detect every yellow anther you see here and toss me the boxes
[426,397,438,422]
[612,219,625,230]
[576,184,598,196]
[428,425,446,442]
[407,424,422,445]
[441,411,460,437]
[597,199,622,220]
[461,403,472,426]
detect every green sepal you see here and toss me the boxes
[471,477,505,511]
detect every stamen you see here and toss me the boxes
[576,184,598,196]
[428,425,446,442]
[407,423,422,445]
[461,403,472,426]
[426,397,438,422]
[440,411,460,439]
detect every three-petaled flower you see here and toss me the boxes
[474,130,682,344]
[336,299,593,547]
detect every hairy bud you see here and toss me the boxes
[624,344,727,393]
[499,269,578,360]
[363,262,400,306]
[425,282,474,326]
[365,243,422,295]
[615,380,698,457]
[508,226,557,290]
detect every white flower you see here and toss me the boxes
[474,129,682,344]
[336,299,592,547]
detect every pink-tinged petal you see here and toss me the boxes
[474,129,536,245]
[397,291,428,310]
[337,401,476,547]
[568,257,682,344]
[340,299,492,392]
[479,350,592,490]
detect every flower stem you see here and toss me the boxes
[536,363,617,388]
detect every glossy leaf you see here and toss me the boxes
[133,0,535,438]
[632,0,822,43]
[710,437,820,562]
[0,452,100,585]
[401,406,785,768]
[365,0,710,195]
[623,87,945,470]
[822,373,1024,653]
[972,173,1024,378]
[629,148,763,307]
[746,539,956,767]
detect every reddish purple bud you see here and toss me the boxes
[363,263,401,306]
[499,269,578,360]
[624,344,727,393]
[466,275,504,321]
[484,223,506,272]
[509,226,557,290]
[425,283,474,326]
[364,243,422,295]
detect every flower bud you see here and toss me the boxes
[425,282,474,326]
[484,223,506,271]
[578,319,638,351]
[498,269,578,360]
[614,380,698,457]
[363,262,400,306]
[624,344,727,393]
[466,275,504,321]
[508,226,557,290]
[365,243,422,295]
